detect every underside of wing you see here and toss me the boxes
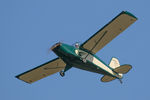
[80,11,137,54]
[16,58,66,84]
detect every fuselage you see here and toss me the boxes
[51,42,121,78]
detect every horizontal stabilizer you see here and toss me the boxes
[101,75,116,82]
[113,64,132,74]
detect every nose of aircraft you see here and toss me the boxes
[51,42,62,51]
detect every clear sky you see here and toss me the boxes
[0,0,149,100]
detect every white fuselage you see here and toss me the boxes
[74,49,121,78]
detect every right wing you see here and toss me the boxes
[16,58,66,84]
[80,11,137,54]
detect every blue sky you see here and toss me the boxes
[0,0,149,100]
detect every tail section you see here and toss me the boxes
[109,57,120,69]
[101,58,132,83]
[109,57,132,74]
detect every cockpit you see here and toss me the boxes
[74,49,88,63]
[74,42,88,58]
[75,49,87,57]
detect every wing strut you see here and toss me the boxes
[84,31,107,59]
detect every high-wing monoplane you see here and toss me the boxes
[16,11,137,84]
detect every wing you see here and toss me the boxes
[80,11,137,54]
[16,58,66,84]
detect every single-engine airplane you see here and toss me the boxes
[16,11,137,84]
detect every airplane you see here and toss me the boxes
[16,11,137,84]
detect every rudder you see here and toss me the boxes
[109,57,120,69]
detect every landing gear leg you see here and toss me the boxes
[59,65,72,77]
[60,71,65,77]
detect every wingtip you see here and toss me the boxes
[122,11,138,20]
[15,74,20,79]
[15,75,32,84]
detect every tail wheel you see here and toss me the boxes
[60,71,65,77]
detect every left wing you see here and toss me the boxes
[80,11,137,54]
[16,58,66,84]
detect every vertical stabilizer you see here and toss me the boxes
[109,57,120,69]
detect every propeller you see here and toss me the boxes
[47,41,63,54]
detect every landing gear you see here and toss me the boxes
[60,71,65,77]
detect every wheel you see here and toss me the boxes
[60,71,65,77]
